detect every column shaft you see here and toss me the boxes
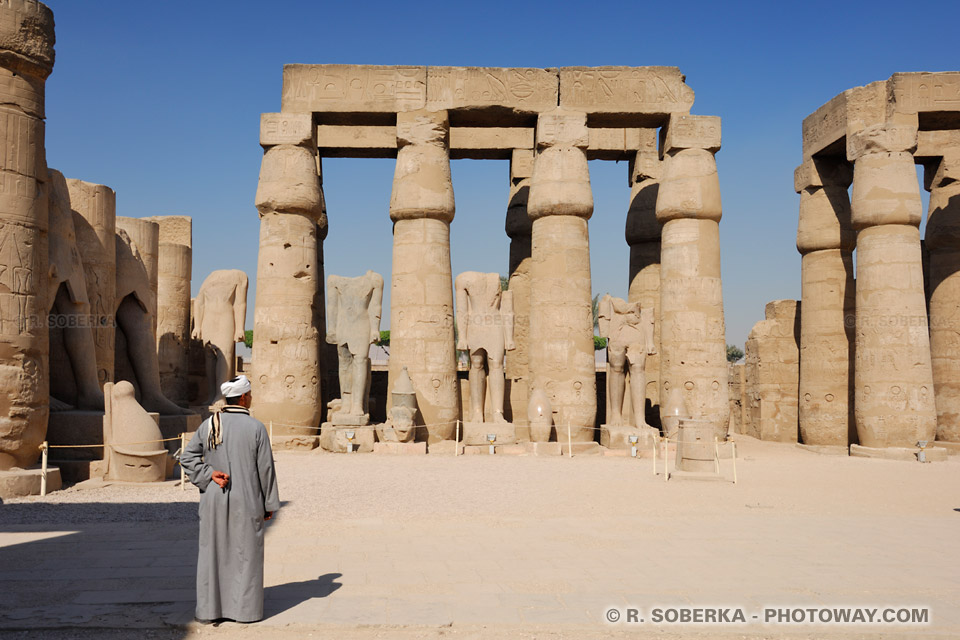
[505,149,533,437]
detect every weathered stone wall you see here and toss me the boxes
[743,300,800,443]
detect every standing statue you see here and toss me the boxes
[325,271,383,423]
[455,272,515,423]
[192,270,248,406]
[598,294,656,428]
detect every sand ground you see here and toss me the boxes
[1,434,958,639]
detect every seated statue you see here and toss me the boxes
[455,271,515,423]
[598,294,655,428]
[191,270,248,405]
[325,271,383,424]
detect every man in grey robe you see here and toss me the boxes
[181,374,280,623]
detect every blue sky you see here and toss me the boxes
[43,0,959,347]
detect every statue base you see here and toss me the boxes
[0,466,62,499]
[933,440,960,456]
[600,424,660,451]
[375,423,416,443]
[320,423,374,453]
[461,421,516,446]
[331,413,370,427]
[269,435,319,451]
[373,441,427,455]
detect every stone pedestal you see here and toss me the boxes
[0,467,62,499]
[656,115,729,440]
[527,109,596,441]
[675,419,717,472]
[252,113,324,436]
[388,110,458,443]
[849,124,937,447]
[795,159,856,446]
[320,424,374,452]
[461,421,517,446]
[600,424,659,451]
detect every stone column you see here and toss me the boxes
[655,115,729,439]
[527,109,596,441]
[252,113,324,437]
[625,135,662,428]
[388,109,458,442]
[0,0,55,470]
[795,158,856,446]
[67,179,117,387]
[848,123,937,447]
[143,216,192,405]
[315,168,339,424]
[925,150,960,443]
[115,217,159,327]
[505,149,533,439]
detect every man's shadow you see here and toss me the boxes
[263,572,342,618]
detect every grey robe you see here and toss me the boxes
[180,410,280,622]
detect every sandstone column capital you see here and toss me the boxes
[794,158,853,193]
[846,123,918,162]
[389,110,455,223]
[254,145,325,219]
[534,109,589,149]
[527,110,592,221]
[396,109,450,148]
[0,0,55,79]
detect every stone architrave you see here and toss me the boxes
[625,134,662,427]
[325,270,383,424]
[505,149,533,438]
[46,170,103,411]
[598,294,655,429]
[795,158,856,446]
[743,300,801,443]
[387,109,458,442]
[455,271,515,424]
[527,108,597,441]
[252,112,324,437]
[68,179,116,387]
[655,114,729,439]
[848,123,937,447]
[143,216,192,406]
[924,150,960,443]
[0,0,54,471]
[193,270,248,406]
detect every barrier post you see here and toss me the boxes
[180,432,187,491]
[732,441,738,484]
[455,420,460,457]
[714,437,720,475]
[663,438,669,482]
[40,442,48,497]
[566,424,572,459]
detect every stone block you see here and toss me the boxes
[889,72,960,115]
[260,112,315,147]
[0,467,61,499]
[449,127,533,155]
[559,442,602,456]
[849,444,947,462]
[282,64,426,113]
[425,440,462,455]
[320,424,374,453]
[372,441,427,455]
[426,67,558,113]
[600,425,659,450]
[270,435,319,451]
[846,123,917,161]
[536,109,588,148]
[559,66,694,115]
[511,149,535,181]
[916,129,960,160]
[46,411,105,460]
[802,92,847,159]
[794,158,853,193]
[663,115,721,153]
[933,440,960,456]
[796,443,849,456]
[461,421,517,446]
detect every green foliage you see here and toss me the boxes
[376,330,390,347]
[594,335,607,351]
[500,275,509,291]
[592,294,600,331]
[244,330,253,349]
[726,344,744,363]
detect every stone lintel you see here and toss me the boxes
[559,66,694,115]
[282,64,427,113]
[793,157,853,193]
[426,66,558,113]
[916,129,960,159]
[802,92,847,160]
[662,114,721,154]
[260,112,315,148]
[889,72,960,117]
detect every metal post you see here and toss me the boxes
[40,442,48,497]
[180,432,187,491]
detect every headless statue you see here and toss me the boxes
[115,229,190,415]
[325,271,383,421]
[192,269,248,406]
[46,170,104,411]
[598,294,655,428]
[455,272,515,423]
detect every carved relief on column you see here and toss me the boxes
[924,150,960,443]
[655,114,729,439]
[625,132,662,428]
[388,109,458,442]
[0,0,55,470]
[848,123,937,447]
[795,158,855,446]
[527,108,596,441]
[505,149,533,439]
[252,112,324,436]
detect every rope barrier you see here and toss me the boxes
[42,436,182,449]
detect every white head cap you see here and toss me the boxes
[221,374,252,399]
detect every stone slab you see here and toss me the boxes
[796,443,849,456]
[889,72,960,116]
[425,440,463,456]
[663,114,721,153]
[600,425,660,450]
[269,435,320,451]
[802,92,847,159]
[850,444,947,462]
[0,466,62,499]
[933,440,960,456]
[559,66,694,116]
[282,64,427,113]
[260,112,315,147]
[319,424,374,453]
[426,67,558,113]
[461,421,517,446]
[330,413,370,427]
[372,442,427,455]
[559,442,602,457]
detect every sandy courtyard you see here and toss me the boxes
[1,435,958,640]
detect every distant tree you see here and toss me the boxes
[592,294,600,332]
[726,344,744,363]
[244,330,253,349]
[376,330,390,347]
[500,275,509,291]
[594,336,607,351]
